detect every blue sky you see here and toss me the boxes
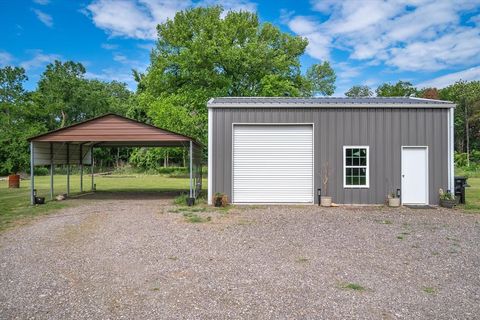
[1,0,480,96]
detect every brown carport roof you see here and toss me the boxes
[28,113,201,147]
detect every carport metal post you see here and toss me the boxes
[189,141,193,198]
[79,144,83,192]
[90,144,94,191]
[30,142,35,205]
[50,142,54,200]
[66,143,70,196]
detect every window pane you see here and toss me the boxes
[352,149,360,157]
[360,176,366,185]
[360,148,367,157]
[346,157,352,166]
[353,157,359,166]
[346,148,352,157]
[360,157,367,166]
[360,168,366,176]
[346,168,352,176]
[352,176,359,185]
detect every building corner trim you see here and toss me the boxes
[208,108,213,205]
[448,107,455,191]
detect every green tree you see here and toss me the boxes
[0,66,45,174]
[305,61,336,96]
[376,81,418,97]
[35,60,86,129]
[345,85,373,97]
[440,81,480,165]
[139,6,336,146]
[35,60,133,130]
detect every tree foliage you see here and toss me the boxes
[439,81,480,161]
[345,85,372,97]
[0,67,45,174]
[35,60,132,130]
[376,80,418,97]
[139,6,336,146]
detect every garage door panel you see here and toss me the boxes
[233,125,313,203]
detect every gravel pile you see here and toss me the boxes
[1,193,479,319]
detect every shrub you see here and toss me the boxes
[173,193,188,205]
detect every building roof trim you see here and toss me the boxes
[207,97,455,108]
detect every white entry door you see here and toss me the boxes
[232,125,313,203]
[401,147,429,204]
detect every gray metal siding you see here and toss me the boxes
[211,108,449,205]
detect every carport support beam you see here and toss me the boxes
[189,141,193,198]
[66,143,70,196]
[79,144,83,192]
[30,142,35,205]
[91,145,94,191]
[50,142,54,200]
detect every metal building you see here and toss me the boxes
[207,97,455,205]
[28,114,203,204]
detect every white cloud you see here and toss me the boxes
[287,0,480,72]
[287,16,330,60]
[33,0,50,4]
[416,66,480,88]
[20,50,61,70]
[198,0,256,14]
[101,43,118,50]
[33,9,53,27]
[85,0,257,40]
[0,51,13,67]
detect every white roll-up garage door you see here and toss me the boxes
[233,125,313,203]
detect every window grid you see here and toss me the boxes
[344,146,369,188]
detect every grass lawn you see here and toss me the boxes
[0,174,192,231]
[1,170,479,232]
[461,177,480,212]
[455,167,480,213]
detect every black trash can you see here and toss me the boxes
[454,176,469,204]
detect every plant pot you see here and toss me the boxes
[440,199,456,208]
[8,174,20,188]
[321,196,332,207]
[186,197,195,206]
[35,196,45,205]
[388,197,401,207]
[213,195,228,207]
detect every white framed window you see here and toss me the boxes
[343,146,369,188]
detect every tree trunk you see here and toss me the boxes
[116,148,120,168]
[60,110,67,128]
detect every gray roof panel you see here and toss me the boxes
[208,97,455,108]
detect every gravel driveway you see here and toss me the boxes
[1,193,479,319]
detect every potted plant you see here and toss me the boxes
[320,163,332,207]
[387,192,400,207]
[213,192,228,207]
[439,188,456,208]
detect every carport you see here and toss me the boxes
[28,114,202,205]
